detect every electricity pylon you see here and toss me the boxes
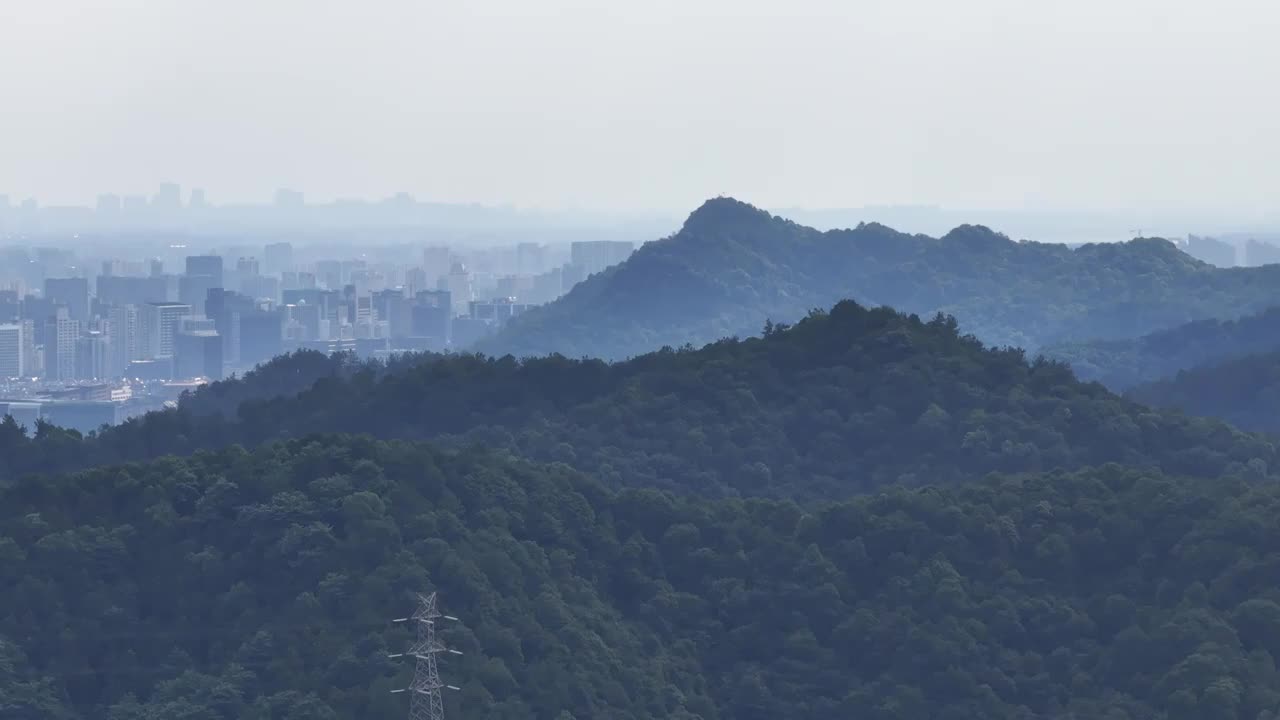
[390,592,462,720]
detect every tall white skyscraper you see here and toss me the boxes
[45,309,80,381]
[0,324,22,378]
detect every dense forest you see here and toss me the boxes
[4,301,1275,499]
[8,435,1280,719]
[1043,306,1280,389]
[477,197,1280,359]
[10,257,1280,717]
[1125,350,1280,433]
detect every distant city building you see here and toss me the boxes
[184,255,224,287]
[19,320,36,377]
[570,240,634,277]
[528,267,567,305]
[178,274,219,316]
[315,260,342,290]
[263,242,293,275]
[353,294,374,338]
[1182,235,1236,267]
[443,262,473,315]
[44,308,80,381]
[154,182,183,211]
[97,275,169,306]
[44,277,90,322]
[239,309,283,369]
[423,246,452,284]
[1244,239,1280,267]
[468,298,530,327]
[141,302,191,360]
[410,290,452,346]
[175,322,223,380]
[206,288,255,366]
[561,263,586,290]
[405,267,430,296]
[237,256,260,279]
[0,323,23,377]
[373,288,411,338]
[75,331,112,380]
[105,304,139,375]
[516,242,545,275]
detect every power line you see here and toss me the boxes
[389,592,461,720]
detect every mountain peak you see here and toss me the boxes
[939,224,1013,250]
[680,196,777,233]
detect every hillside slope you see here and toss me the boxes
[9,437,1280,718]
[1126,349,1280,433]
[1043,306,1280,390]
[6,300,1274,500]
[479,198,1280,360]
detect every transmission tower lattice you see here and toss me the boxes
[390,592,462,720]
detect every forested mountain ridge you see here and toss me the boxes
[478,197,1280,360]
[10,436,1280,719]
[1126,349,1280,434]
[1043,306,1280,390]
[5,300,1275,500]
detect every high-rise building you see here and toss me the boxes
[237,256,260,279]
[1244,239,1280,267]
[373,288,410,338]
[44,277,90,322]
[516,242,545,275]
[75,331,112,380]
[353,294,374,339]
[175,317,222,380]
[179,274,219,316]
[561,263,586,291]
[19,320,36,377]
[264,242,293,275]
[141,302,191,360]
[570,240,635,277]
[410,290,452,346]
[105,305,139,377]
[0,290,19,323]
[0,323,22,378]
[97,275,169,307]
[468,298,530,327]
[423,246,451,285]
[44,308,80,381]
[239,309,283,369]
[405,267,429,296]
[154,182,183,211]
[315,260,342,290]
[443,262,473,315]
[184,255,224,287]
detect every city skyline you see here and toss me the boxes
[6,0,1280,213]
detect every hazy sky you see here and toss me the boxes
[2,0,1278,212]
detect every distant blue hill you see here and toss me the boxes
[479,197,1280,360]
